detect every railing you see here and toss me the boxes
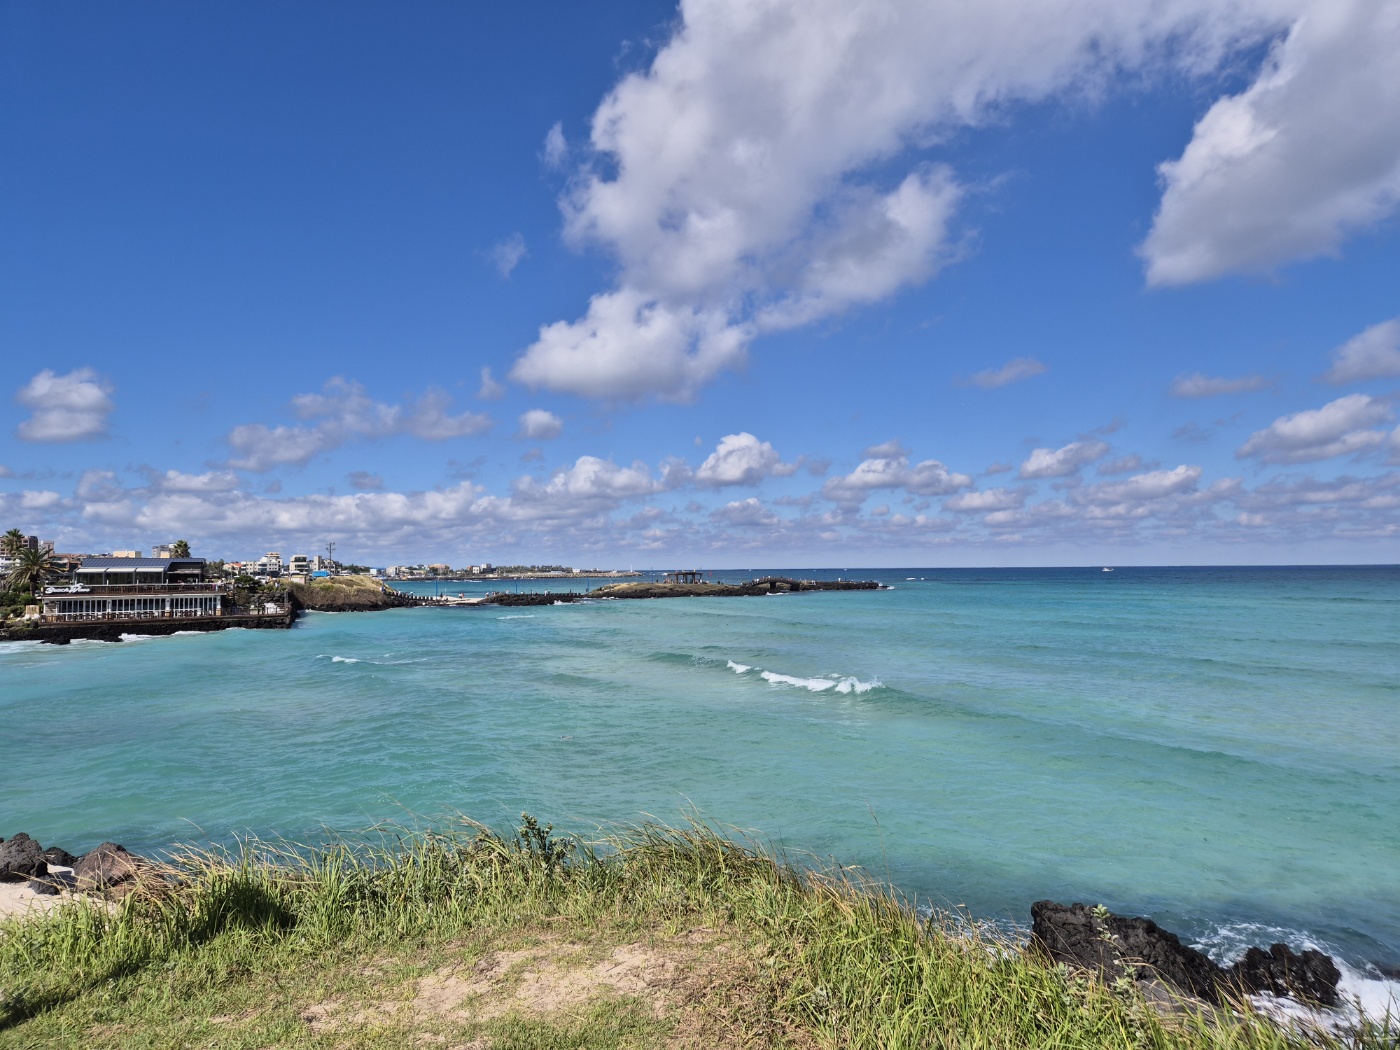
[45,582,224,596]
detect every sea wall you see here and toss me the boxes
[0,610,295,645]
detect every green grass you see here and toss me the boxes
[0,816,1392,1049]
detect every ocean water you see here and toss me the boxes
[4,565,1398,1005]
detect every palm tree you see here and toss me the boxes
[2,528,24,557]
[170,539,191,558]
[4,546,59,604]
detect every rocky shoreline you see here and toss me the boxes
[487,576,883,606]
[1,828,1350,1013]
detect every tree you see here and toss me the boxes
[4,546,59,603]
[2,528,24,557]
[171,539,191,558]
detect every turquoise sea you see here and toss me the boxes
[4,566,1398,1002]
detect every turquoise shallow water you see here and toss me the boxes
[4,565,1398,981]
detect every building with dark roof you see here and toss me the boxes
[41,556,224,622]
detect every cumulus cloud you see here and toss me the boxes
[226,378,492,471]
[1081,465,1203,503]
[824,443,972,504]
[966,357,1048,390]
[1321,317,1400,384]
[1237,393,1392,463]
[695,432,795,487]
[944,488,1026,513]
[712,497,780,527]
[518,409,564,440]
[1170,372,1272,397]
[16,368,114,442]
[1142,0,1400,285]
[490,233,528,278]
[155,470,240,494]
[1018,440,1109,479]
[514,0,1305,400]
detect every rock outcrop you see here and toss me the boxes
[0,833,48,881]
[42,845,78,867]
[72,841,151,894]
[1030,901,1342,1007]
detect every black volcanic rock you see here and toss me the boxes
[42,846,78,867]
[0,833,48,882]
[1031,901,1223,1002]
[1031,901,1341,1008]
[1229,943,1341,1008]
[27,877,60,896]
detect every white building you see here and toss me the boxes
[41,557,223,621]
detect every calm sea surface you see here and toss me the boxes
[4,566,1398,987]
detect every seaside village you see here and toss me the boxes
[0,527,593,626]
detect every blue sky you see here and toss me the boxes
[2,0,1398,566]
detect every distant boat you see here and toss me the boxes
[1102,567,1114,572]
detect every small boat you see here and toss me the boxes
[1102,567,1114,572]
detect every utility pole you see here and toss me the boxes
[325,541,337,574]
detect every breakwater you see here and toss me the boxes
[486,576,882,606]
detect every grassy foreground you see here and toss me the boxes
[0,817,1392,1049]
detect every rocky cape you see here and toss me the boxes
[286,576,426,613]
[486,577,883,606]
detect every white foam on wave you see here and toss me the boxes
[726,660,751,674]
[1193,923,1400,1035]
[759,670,880,694]
[119,633,157,641]
[498,614,535,620]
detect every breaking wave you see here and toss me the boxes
[727,657,879,694]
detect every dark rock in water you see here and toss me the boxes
[1229,943,1341,1008]
[1031,901,1342,1009]
[1031,901,1224,1003]
[0,833,49,882]
[27,878,61,896]
[42,846,78,867]
[73,841,148,893]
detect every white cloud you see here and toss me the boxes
[944,488,1026,513]
[1018,440,1109,479]
[490,233,528,278]
[518,409,564,440]
[477,366,506,401]
[543,122,568,169]
[512,289,750,401]
[226,378,492,471]
[712,497,780,527]
[16,368,114,442]
[518,0,1296,400]
[1142,0,1400,285]
[695,432,795,487]
[1081,465,1203,503]
[1237,393,1392,463]
[155,470,240,494]
[823,444,972,504]
[1321,317,1400,384]
[1170,372,1272,397]
[967,357,1048,390]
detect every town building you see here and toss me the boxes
[41,557,223,622]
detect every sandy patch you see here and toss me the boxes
[305,927,728,1035]
[0,865,99,921]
